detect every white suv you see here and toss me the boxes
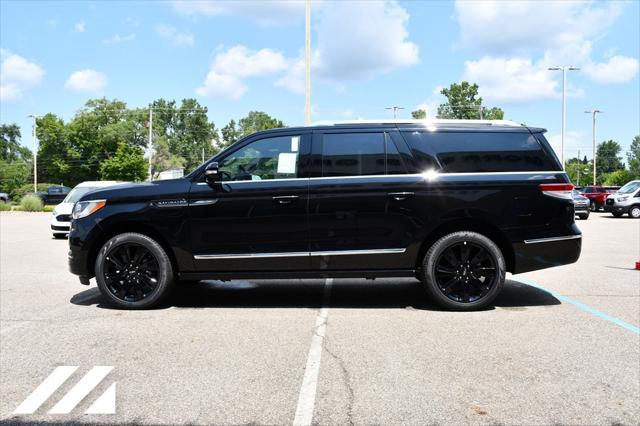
[51,181,119,238]
[604,180,640,218]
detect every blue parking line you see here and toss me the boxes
[514,276,640,335]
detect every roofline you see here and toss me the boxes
[308,118,524,128]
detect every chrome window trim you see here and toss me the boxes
[194,248,406,260]
[194,171,563,185]
[523,235,582,244]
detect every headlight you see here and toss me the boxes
[72,200,106,219]
[616,196,628,202]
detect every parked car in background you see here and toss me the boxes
[604,180,640,218]
[0,192,8,203]
[68,119,581,311]
[38,185,71,205]
[51,181,119,238]
[579,186,615,211]
[572,190,590,220]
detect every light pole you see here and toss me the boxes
[385,106,404,119]
[548,66,580,169]
[585,109,603,185]
[27,114,40,192]
[304,0,311,125]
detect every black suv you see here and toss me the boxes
[68,120,581,310]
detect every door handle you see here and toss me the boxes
[388,192,414,201]
[273,195,299,204]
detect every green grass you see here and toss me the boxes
[43,205,55,212]
[0,203,11,211]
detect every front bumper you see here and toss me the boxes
[512,233,582,274]
[50,216,70,233]
[603,201,630,214]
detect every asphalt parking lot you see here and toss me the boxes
[1,212,638,425]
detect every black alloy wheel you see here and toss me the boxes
[420,231,506,310]
[434,241,497,303]
[95,232,173,309]
[103,243,160,302]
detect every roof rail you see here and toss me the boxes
[308,118,523,127]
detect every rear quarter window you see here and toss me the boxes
[402,130,559,173]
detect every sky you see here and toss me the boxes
[1,0,639,161]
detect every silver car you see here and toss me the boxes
[604,180,640,218]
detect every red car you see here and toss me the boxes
[580,186,618,211]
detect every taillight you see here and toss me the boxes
[540,183,574,200]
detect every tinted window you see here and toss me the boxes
[218,135,301,181]
[402,131,557,172]
[322,133,385,177]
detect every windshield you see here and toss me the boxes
[618,181,640,194]
[63,187,98,203]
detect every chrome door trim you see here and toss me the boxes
[193,248,407,260]
[188,199,219,206]
[523,235,582,244]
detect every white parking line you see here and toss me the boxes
[293,278,333,426]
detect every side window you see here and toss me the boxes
[218,135,300,181]
[322,133,385,177]
[386,137,407,175]
[403,131,556,173]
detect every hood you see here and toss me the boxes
[78,178,192,204]
[53,202,74,215]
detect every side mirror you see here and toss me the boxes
[204,162,221,184]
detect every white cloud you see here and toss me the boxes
[462,57,559,104]
[314,1,418,80]
[583,56,639,84]
[275,57,305,94]
[156,24,194,46]
[74,21,86,33]
[0,50,45,102]
[196,45,289,99]
[548,130,587,160]
[172,0,305,26]
[102,33,136,44]
[196,71,246,100]
[65,69,108,93]
[454,0,622,56]
[213,45,288,76]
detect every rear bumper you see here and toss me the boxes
[512,234,582,274]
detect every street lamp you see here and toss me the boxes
[27,114,40,192]
[385,106,404,119]
[584,109,603,185]
[548,66,580,169]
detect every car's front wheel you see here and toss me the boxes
[419,231,506,311]
[95,232,174,309]
[629,205,640,219]
[578,213,589,220]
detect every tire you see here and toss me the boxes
[53,233,67,239]
[578,213,589,220]
[95,232,174,309]
[589,201,596,212]
[629,205,640,219]
[612,212,623,218]
[419,231,506,311]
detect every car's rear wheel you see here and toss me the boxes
[95,233,173,309]
[419,231,505,311]
[629,205,640,219]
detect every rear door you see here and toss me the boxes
[307,129,422,271]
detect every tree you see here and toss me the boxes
[627,135,640,179]
[99,143,147,181]
[411,109,426,119]
[238,111,284,136]
[603,169,633,186]
[0,160,31,194]
[595,140,624,179]
[221,119,242,148]
[565,159,592,186]
[1,124,31,162]
[437,82,504,120]
[150,136,185,179]
[36,113,75,184]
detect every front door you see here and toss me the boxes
[188,132,311,272]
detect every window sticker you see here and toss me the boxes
[291,136,300,152]
[277,152,297,174]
